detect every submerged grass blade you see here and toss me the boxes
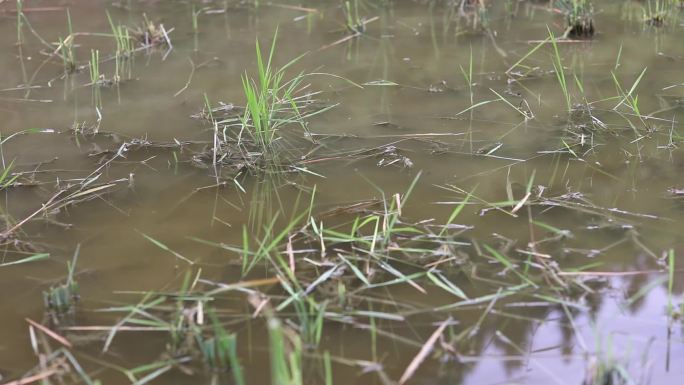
[0,253,49,267]
[138,231,193,265]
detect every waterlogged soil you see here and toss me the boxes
[1,1,684,384]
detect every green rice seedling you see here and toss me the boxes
[556,0,595,38]
[238,30,306,153]
[102,276,240,377]
[133,14,171,48]
[343,0,365,34]
[572,72,589,107]
[57,10,76,75]
[166,272,197,357]
[97,284,196,364]
[505,35,551,76]
[475,0,490,31]
[490,88,534,119]
[459,45,474,106]
[611,67,648,128]
[190,211,305,278]
[197,334,230,370]
[548,28,572,113]
[107,12,134,82]
[291,297,326,348]
[455,0,490,31]
[233,29,339,161]
[43,246,80,318]
[139,231,193,265]
[0,159,19,190]
[323,350,333,385]
[383,171,421,242]
[623,275,668,309]
[332,172,423,256]
[43,280,80,315]
[16,0,23,44]
[643,0,674,26]
[192,5,200,52]
[198,35,350,170]
[58,36,76,75]
[483,244,537,287]
[439,189,473,237]
[88,49,100,85]
[245,212,305,276]
[268,316,303,385]
[202,94,220,166]
[88,49,103,108]
[120,359,180,384]
[11,2,52,51]
[196,311,245,383]
[583,335,633,385]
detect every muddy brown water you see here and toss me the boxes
[1,1,684,384]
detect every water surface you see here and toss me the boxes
[1,1,683,384]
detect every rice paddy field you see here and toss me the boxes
[1,1,684,384]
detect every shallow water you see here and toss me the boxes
[1,1,684,384]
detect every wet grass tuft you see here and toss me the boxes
[557,0,595,38]
[43,247,80,323]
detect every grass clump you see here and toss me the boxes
[642,0,676,26]
[195,311,245,382]
[343,0,366,34]
[247,294,304,385]
[0,160,19,190]
[107,11,135,82]
[43,248,80,322]
[88,49,101,86]
[556,0,595,38]
[197,30,338,172]
[237,28,328,157]
[582,336,639,385]
[268,316,303,385]
[56,10,76,75]
[132,14,172,48]
[166,303,246,380]
[454,0,491,32]
[43,280,79,316]
[88,49,104,108]
[98,274,245,381]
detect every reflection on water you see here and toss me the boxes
[1,1,683,384]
